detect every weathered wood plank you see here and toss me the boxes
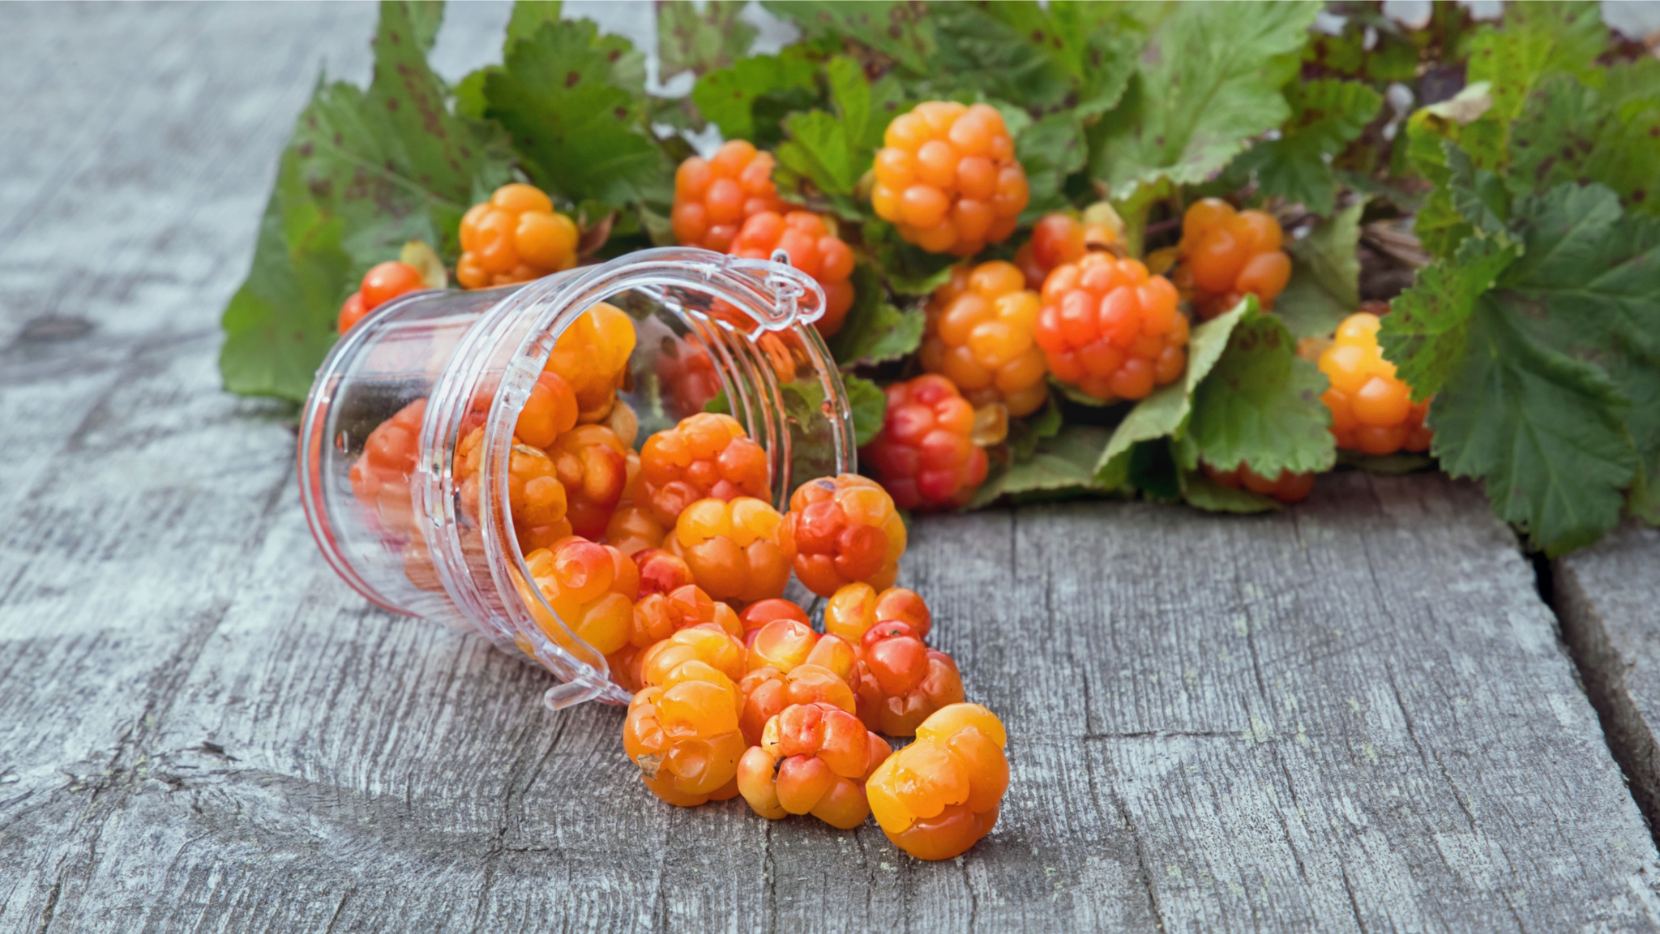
[1555,522,1660,828]
[3,3,1660,933]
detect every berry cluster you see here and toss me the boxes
[1174,198,1291,320]
[1035,253,1188,403]
[671,140,785,252]
[862,375,990,512]
[920,260,1048,417]
[458,183,579,290]
[872,102,1028,255]
[1317,311,1432,455]
[338,260,426,333]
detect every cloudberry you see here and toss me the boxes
[737,702,892,829]
[729,211,855,337]
[785,475,907,597]
[668,497,796,604]
[548,425,629,540]
[545,301,637,423]
[639,413,771,526]
[520,538,639,658]
[920,260,1049,417]
[1035,253,1188,403]
[853,621,965,737]
[453,426,572,551]
[638,623,748,686]
[737,598,810,637]
[1015,212,1120,291]
[350,398,426,534]
[632,547,696,597]
[457,183,579,289]
[738,664,858,745]
[862,375,989,512]
[630,583,743,650]
[605,449,667,556]
[1175,198,1292,320]
[671,140,787,252]
[872,101,1027,255]
[1203,463,1316,504]
[824,584,931,645]
[514,372,580,449]
[655,336,722,417]
[746,618,857,679]
[623,659,746,807]
[339,260,426,332]
[1317,311,1432,455]
[866,703,1008,860]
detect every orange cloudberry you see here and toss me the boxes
[1014,212,1120,291]
[671,140,786,252]
[867,703,1009,860]
[823,583,931,646]
[729,210,856,337]
[339,260,426,333]
[853,621,965,737]
[1035,253,1188,403]
[872,101,1027,255]
[920,260,1049,417]
[785,474,908,597]
[1203,463,1316,504]
[1175,198,1292,320]
[458,183,579,290]
[623,659,746,807]
[737,664,858,746]
[519,538,639,658]
[737,702,893,829]
[861,375,989,512]
[630,583,743,650]
[1317,311,1432,455]
[545,301,636,424]
[640,413,771,526]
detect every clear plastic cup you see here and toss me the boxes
[298,247,854,710]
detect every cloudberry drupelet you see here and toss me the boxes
[1035,253,1188,403]
[545,301,636,423]
[738,702,893,829]
[339,260,426,332]
[872,102,1028,255]
[737,664,858,745]
[737,597,810,637]
[861,375,989,512]
[519,538,639,658]
[639,413,771,527]
[1175,198,1292,320]
[729,211,855,337]
[867,703,1009,860]
[623,659,746,807]
[1317,311,1432,455]
[632,547,696,597]
[746,618,857,680]
[786,474,908,597]
[824,583,931,646]
[1203,463,1316,504]
[457,183,579,289]
[853,621,965,737]
[1015,212,1120,291]
[638,623,748,686]
[920,260,1049,417]
[671,140,787,252]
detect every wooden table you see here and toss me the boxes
[4,4,1659,930]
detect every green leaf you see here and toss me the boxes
[828,266,924,368]
[1179,471,1277,513]
[1096,298,1251,479]
[971,426,1114,508]
[1016,112,1087,220]
[775,57,904,216]
[764,1,935,74]
[1339,451,1436,475]
[842,374,888,447]
[1510,71,1660,212]
[219,155,352,402]
[1463,1,1605,165]
[657,1,756,81]
[1087,1,1316,199]
[1230,79,1382,214]
[1430,298,1635,555]
[1277,199,1365,339]
[483,19,668,210]
[505,1,562,47]
[220,0,514,401]
[690,50,819,146]
[1179,311,1335,477]
[1379,236,1522,400]
[860,220,957,296]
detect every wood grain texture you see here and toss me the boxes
[2,3,1659,932]
[1555,523,1660,829]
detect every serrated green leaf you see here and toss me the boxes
[1510,72,1660,212]
[970,425,1115,509]
[1278,200,1365,339]
[842,374,888,447]
[657,0,756,81]
[1379,236,1522,400]
[1016,112,1087,220]
[828,265,925,368]
[1179,471,1277,513]
[1463,1,1605,166]
[1087,1,1316,199]
[1230,79,1381,214]
[505,1,562,48]
[691,50,819,145]
[220,0,514,401]
[1096,299,1252,479]
[1180,311,1335,477]
[764,1,935,74]
[1431,297,1635,555]
[483,20,668,210]
[774,57,903,217]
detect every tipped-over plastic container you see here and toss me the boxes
[299,247,854,710]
